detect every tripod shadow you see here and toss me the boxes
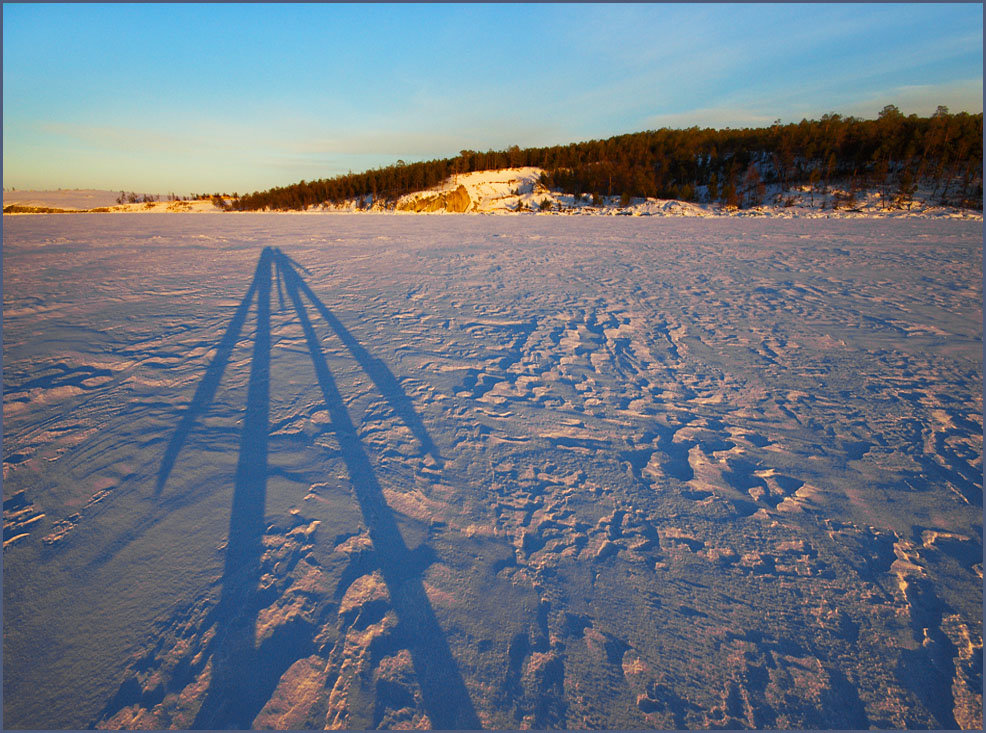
[148,247,476,729]
[157,253,442,498]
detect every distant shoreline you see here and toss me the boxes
[5,176,982,221]
[4,202,982,221]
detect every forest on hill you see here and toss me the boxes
[232,106,983,211]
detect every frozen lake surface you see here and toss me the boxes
[3,213,982,729]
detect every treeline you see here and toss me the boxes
[116,191,160,204]
[114,191,227,204]
[232,106,983,211]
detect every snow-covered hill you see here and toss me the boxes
[331,167,981,220]
[2,190,221,214]
[394,167,549,213]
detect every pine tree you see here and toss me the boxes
[896,167,916,210]
[707,173,719,203]
[742,164,764,208]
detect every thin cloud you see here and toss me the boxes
[39,121,243,155]
[286,131,472,158]
[286,120,568,160]
[645,107,778,130]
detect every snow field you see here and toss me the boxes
[2,214,982,729]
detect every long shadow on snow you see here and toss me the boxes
[114,248,476,729]
[276,249,479,729]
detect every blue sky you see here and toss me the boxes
[3,2,982,193]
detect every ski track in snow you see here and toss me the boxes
[2,213,982,729]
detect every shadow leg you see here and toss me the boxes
[192,247,274,729]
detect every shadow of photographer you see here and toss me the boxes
[150,247,477,729]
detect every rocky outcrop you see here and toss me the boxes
[397,185,471,213]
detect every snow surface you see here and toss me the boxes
[2,214,983,729]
